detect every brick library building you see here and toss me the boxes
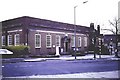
[2,16,98,55]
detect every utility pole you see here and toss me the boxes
[74,6,77,60]
[74,1,88,60]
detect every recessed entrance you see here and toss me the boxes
[61,36,70,54]
[64,42,69,52]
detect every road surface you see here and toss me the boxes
[2,59,120,77]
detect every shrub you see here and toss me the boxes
[2,45,30,56]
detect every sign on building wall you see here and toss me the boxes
[118,1,120,34]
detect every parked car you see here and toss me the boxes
[0,49,13,54]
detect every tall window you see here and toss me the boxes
[35,34,41,48]
[84,37,87,47]
[8,35,12,46]
[71,36,75,47]
[78,37,82,47]
[46,34,52,48]
[56,35,60,47]
[2,36,5,46]
[15,34,20,46]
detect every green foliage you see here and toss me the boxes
[2,45,30,55]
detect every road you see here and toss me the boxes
[2,59,120,77]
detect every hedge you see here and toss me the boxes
[2,45,30,56]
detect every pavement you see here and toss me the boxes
[23,54,120,62]
[0,54,120,63]
[5,70,119,78]
[2,54,120,63]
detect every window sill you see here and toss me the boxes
[35,47,41,49]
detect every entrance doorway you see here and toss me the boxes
[64,42,69,52]
[61,36,70,54]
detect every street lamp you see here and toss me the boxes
[74,1,88,60]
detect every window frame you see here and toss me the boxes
[35,34,41,48]
[2,35,5,46]
[14,34,20,46]
[56,35,61,47]
[71,36,75,47]
[46,34,52,48]
[8,35,12,46]
[84,37,88,47]
[78,37,82,47]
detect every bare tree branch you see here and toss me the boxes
[102,17,119,34]
[108,20,115,27]
[101,29,116,34]
[118,18,120,23]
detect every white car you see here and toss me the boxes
[0,49,13,54]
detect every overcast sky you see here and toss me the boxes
[0,0,120,34]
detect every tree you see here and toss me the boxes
[108,18,120,34]
[101,18,120,57]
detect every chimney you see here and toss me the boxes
[90,23,94,29]
[97,25,100,35]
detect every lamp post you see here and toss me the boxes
[74,1,88,60]
[74,6,77,60]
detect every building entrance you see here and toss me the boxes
[61,36,70,54]
[64,42,69,52]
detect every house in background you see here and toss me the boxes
[104,35,116,55]
[103,35,120,55]
[2,16,96,55]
